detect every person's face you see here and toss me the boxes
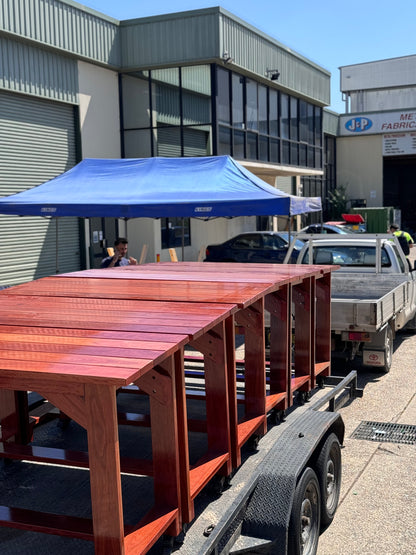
[115,243,128,257]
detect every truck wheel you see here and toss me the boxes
[381,325,393,373]
[316,433,341,528]
[288,467,321,555]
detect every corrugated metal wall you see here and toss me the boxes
[119,7,330,106]
[219,12,330,105]
[0,0,120,66]
[120,10,220,69]
[323,109,339,136]
[0,36,78,103]
[0,90,81,286]
[1,3,330,107]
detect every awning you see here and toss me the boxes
[0,156,321,218]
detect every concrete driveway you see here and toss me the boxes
[318,327,416,554]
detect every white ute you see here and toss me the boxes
[284,233,416,372]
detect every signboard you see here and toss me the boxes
[383,133,416,156]
[340,110,416,136]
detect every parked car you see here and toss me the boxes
[204,231,304,264]
[299,223,353,234]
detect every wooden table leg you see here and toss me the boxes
[85,383,125,555]
[149,357,181,536]
[225,316,239,468]
[292,278,313,399]
[0,390,29,443]
[237,300,267,435]
[174,349,193,523]
[266,287,290,412]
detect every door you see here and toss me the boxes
[89,218,118,269]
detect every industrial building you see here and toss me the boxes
[337,55,416,233]
[0,0,414,286]
[0,1,337,284]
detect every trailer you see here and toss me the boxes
[0,262,361,554]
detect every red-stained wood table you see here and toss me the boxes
[0,262,336,553]
[39,262,335,466]
[0,287,237,553]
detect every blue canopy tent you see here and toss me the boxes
[0,156,321,266]
[0,156,321,218]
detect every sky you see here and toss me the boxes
[79,0,415,113]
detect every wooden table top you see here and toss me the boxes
[0,294,233,386]
[0,262,336,386]
[5,262,335,308]
[60,261,334,283]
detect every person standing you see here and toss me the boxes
[388,223,414,257]
[100,237,138,268]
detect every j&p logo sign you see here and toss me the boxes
[345,117,373,133]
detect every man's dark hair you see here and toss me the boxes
[390,223,399,230]
[114,237,128,246]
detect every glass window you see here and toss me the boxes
[269,90,279,137]
[246,80,258,131]
[307,145,315,167]
[265,234,286,249]
[270,137,280,163]
[161,218,190,249]
[258,85,268,134]
[290,97,298,140]
[315,147,322,169]
[299,143,307,167]
[281,93,289,139]
[217,68,230,125]
[233,129,245,159]
[232,73,244,129]
[218,126,231,155]
[182,66,212,127]
[282,140,290,164]
[308,103,314,144]
[183,126,212,156]
[247,132,257,160]
[152,68,181,126]
[314,106,322,146]
[122,74,150,129]
[155,127,181,156]
[233,234,262,249]
[259,136,268,161]
[290,142,299,166]
[299,100,308,142]
[124,129,152,158]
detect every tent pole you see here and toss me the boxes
[181,218,185,261]
[55,218,59,274]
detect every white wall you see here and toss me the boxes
[336,135,383,206]
[78,61,121,158]
[126,216,257,263]
[77,61,122,268]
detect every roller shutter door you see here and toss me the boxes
[0,91,81,287]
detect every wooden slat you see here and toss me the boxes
[0,505,94,540]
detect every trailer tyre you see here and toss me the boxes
[288,467,321,555]
[316,433,341,528]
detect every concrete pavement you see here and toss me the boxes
[318,328,416,554]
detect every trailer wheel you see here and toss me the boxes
[381,325,393,373]
[316,433,341,528]
[288,467,321,555]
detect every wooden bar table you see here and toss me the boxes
[0,283,237,552]
[50,261,336,466]
[0,261,336,551]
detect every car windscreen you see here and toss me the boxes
[300,246,391,267]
